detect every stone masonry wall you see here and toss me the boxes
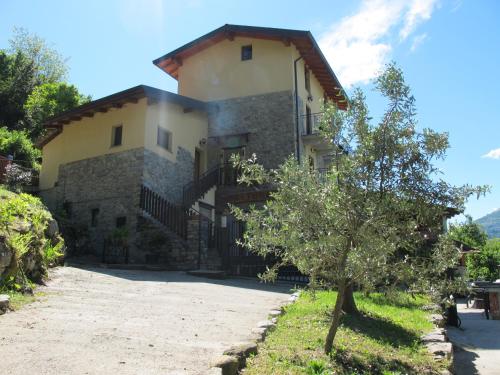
[207,90,296,170]
[143,147,194,204]
[45,148,145,259]
[39,147,200,266]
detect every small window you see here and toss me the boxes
[91,208,99,227]
[241,45,252,61]
[157,126,172,152]
[305,67,311,94]
[112,125,123,147]
[116,216,127,228]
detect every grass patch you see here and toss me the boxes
[3,291,41,310]
[245,291,446,375]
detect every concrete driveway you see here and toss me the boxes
[0,266,291,375]
[447,301,500,375]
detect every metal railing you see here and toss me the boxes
[301,112,325,135]
[140,184,193,239]
[182,165,220,207]
[182,163,241,207]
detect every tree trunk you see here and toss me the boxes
[324,280,347,354]
[341,283,358,314]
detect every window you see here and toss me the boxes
[91,208,99,227]
[111,125,123,147]
[157,126,172,152]
[116,216,127,228]
[241,45,252,61]
[304,67,311,94]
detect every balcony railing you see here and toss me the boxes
[301,112,331,136]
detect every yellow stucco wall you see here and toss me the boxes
[40,99,148,190]
[178,37,295,101]
[144,101,208,166]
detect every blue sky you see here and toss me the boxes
[1,0,499,220]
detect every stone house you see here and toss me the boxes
[38,24,348,272]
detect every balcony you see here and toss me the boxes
[301,112,333,151]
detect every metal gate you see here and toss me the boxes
[219,217,308,283]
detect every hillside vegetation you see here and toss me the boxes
[0,187,64,292]
[476,209,500,238]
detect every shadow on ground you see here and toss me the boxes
[342,311,420,348]
[452,344,480,375]
[64,263,295,293]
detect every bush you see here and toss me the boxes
[0,127,41,169]
[466,239,500,281]
[0,188,64,292]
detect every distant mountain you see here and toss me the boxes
[476,209,500,238]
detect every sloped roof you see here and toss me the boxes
[39,85,207,147]
[153,24,348,109]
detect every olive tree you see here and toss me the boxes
[231,63,488,353]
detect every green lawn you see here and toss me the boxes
[245,291,446,375]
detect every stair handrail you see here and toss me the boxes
[182,164,221,207]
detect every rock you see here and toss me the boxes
[269,309,282,317]
[0,294,10,314]
[256,320,275,329]
[430,314,446,328]
[45,219,59,239]
[421,330,447,343]
[0,239,13,277]
[223,342,258,368]
[251,327,267,342]
[212,355,239,375]
[427,342,453,360]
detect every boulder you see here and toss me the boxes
[45,219,59,239]
[0,239,13,277]
[0,294,10,314]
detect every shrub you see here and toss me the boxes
[466,239,500,281]
[0,127,41,169]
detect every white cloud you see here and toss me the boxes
[482,148,500,159]
[400,0,438,40]
[410,33,427,52]
[319,0,438,87]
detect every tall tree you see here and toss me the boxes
[0,28,88,140]
[9,27,68,85]
[0,51,36,129]
[231,63,488,353]
[24,82,91,139]
[448,215,488,249]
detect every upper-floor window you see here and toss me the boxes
[157,126,172,152]
[111,125,123,147]
[304,67,311,94]
[241,45,252,61]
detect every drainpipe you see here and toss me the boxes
[294,56,303,164]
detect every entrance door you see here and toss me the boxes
[221,147,245,185]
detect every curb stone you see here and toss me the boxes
[423,313,454,370]
[210,290,301,374]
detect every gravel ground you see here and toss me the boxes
[447,300,500,375]
[0,266,291,375]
